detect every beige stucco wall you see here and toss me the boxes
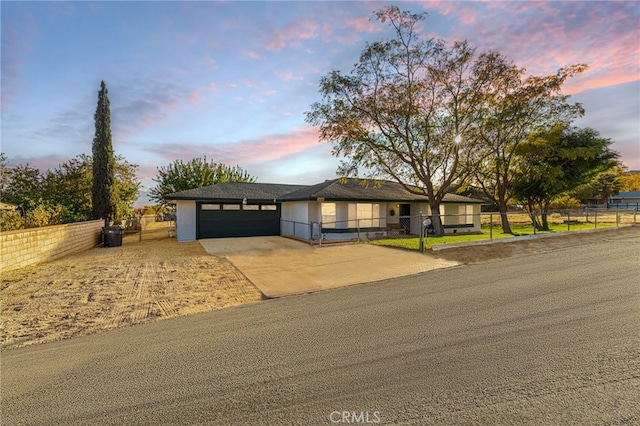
[0,220,103,272]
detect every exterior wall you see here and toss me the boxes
[441,203,481,234]
[281,201,311,239]
[0,220,103,272]
[175,200,196,242]
[322,201,389,239]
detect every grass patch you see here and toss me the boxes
[372,221,618,251]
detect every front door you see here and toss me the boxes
[399,204,411,234]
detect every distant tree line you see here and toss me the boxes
[0,153,139,231]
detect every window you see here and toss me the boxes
[351,203,380,228]
[243,205,259,211]
[466,205,474,224]
[321,203,336,228]
[201,204,220,210]
[458,205,474,224]
[261,205,277,211]
[223,204,240,210]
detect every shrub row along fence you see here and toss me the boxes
[282,208,637,246]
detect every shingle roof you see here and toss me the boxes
[165,182,309,202]
[166,178,484,204]
[280,178,484,203]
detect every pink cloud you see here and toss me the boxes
[273,69,303,82]
[219,125,321,165]
[267,19,319,51]
[5,154,71,172]
[145,125,321,168]
[344,16,378,33]
[446,1,639,96]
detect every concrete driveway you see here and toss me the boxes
[199,236,459,297]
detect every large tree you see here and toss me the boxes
[306,6,498,235]
[2,162,42,212]
[468,59,586,233]
[514,124,619,230]
[150,157,256,206]
[92,80,116,221]
[43,154,140,223]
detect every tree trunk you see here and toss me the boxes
[429,201,445,237]
[497,201,512,234]
[540,200,551,231]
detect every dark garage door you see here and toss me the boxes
[197,203,281,239]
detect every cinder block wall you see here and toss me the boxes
[0,220,103,272]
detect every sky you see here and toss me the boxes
[2,1,639,205]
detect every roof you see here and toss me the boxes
[166,179,484,204]
[611,191,640,198]
[166,182,309,202]
[280,178,483,203]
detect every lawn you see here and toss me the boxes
[372,221,618,251]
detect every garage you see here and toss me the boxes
[197,202,281,239]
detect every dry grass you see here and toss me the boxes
[1,222,263,350]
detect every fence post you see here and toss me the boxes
[616,208,620,227]
[489,213,493,240]
[419,212,425,253]
[595,209,598,229]
[356,218,361,242]
[567,211,571,232]
[634,208,637,225]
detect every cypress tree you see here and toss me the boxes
[91,81,116,221]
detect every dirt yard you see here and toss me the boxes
[2,223,637,351]
[1,223,263,350]
[433,225,639,264]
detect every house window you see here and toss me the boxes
[458,205,474,224]
[350,203,380,228]
[201,204,220,210]
[466,205,474,224]
[223,204,240,210]
[321,203,336,228]
[261,205,277,211]
[243,205,259,211]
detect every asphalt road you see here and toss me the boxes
[2,231,639,425]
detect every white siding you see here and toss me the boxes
[281,201,311,239]
[175,200,196,242]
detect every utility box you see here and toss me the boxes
[103,226,123,247]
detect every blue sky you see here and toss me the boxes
[2,1,639,205]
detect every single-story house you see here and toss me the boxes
[166,179,485,242]
[608,191,640,209]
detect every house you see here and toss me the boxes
[166,179,485,242]
[608,191,640,209]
